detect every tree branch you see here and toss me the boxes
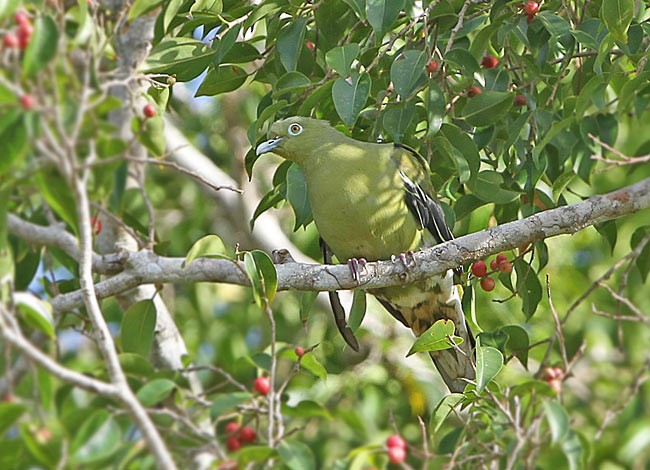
[10,177,649,314]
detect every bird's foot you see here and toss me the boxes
[347,257,368,284]
[391,250,416,269]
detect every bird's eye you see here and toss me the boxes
[288,123,303,136]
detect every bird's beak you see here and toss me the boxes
[256,137,284,156]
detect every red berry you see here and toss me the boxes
[306,41,315,51]
[239,426,256,443]
[514,94,527,107]
[90,217,102,235]
[226,436,241,452]
[253,376,271,395]
[294,346,305,358]
[143,103,157,118]
[35,428,52,444]
[15,11,30,27]
[496,253,508,264]
[426,60,439,73]
[20,94,36,110]
[3,33,19,49]
[525,1,540,16]
[17,23,33,50]
[548,379,561,394]
[471,260,487,277]
[468,86,482,97]
[480,277,495,292]
[498,260,512,273]
[386,434,407,450]
[225,421,240,435]
[481,55,499,69]
[387,445,407,464]
[489,258,498,271]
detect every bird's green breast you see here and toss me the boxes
[300,142,422,262]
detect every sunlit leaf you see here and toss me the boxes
[407,319,463,356]
[120,300,157,356]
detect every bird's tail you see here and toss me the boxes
[405,273,475,393]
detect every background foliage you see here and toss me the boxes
[1,0,650,468]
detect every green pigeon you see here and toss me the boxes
[256,117,474,392]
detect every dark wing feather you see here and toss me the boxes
[393,143,454,245]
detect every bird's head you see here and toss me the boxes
[255,117,337,163]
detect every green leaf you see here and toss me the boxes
[430,393,465,432]
[501,325,530,368]
[325,43,360,76]
[475,343,503,392]
[407,319,463,356]
[390,50,427,98]
[128,0,164,20]
[210,392,253,419]
[22,15,58,78]
[196,65,248,96]
[461,91,513,127]
[601,0,634,44]
[631,227,650,281]
[299,353,327,381]
[244,250,278,308]
[332,72,371,126]
[120,300,157,357]
[426,81,445,137]
[0,110,27,175]
[14,292,55,339]
[515,259,542,319]
[467,171,520,204]
[543,399,570,443]
[190,0,222,15]
[34,172,78,234]
[277,440,316,470]
[552,170,575,202]
[382,102,415,143]
[183,234,229,267]
[138,115,166,156]
[71,411,121,465]
[142,38,212,82]
[119,353,155,378]
[136,378,176,407]
[274,72,311,96]
[595,220,617,255]
[285,164,312,230]
[277,17,307,72]
[347,290,366,331]
[237,446,277,465]
[0,403,27,437]
[366,0,404,38]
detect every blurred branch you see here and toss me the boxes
[589,133,650,168]
[7,177,645,313]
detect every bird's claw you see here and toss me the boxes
[391,250,416,269]
[347,257,367,284]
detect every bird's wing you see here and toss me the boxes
[392,143,454,246]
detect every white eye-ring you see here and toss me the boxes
[288,123,303,136]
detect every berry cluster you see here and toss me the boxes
[543,366,564,394]
[471,253,512,292]
[224,421,257,452]
[385,434,407,464]
[2,10,32,51]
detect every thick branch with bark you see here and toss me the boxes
[10,177,649,315]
